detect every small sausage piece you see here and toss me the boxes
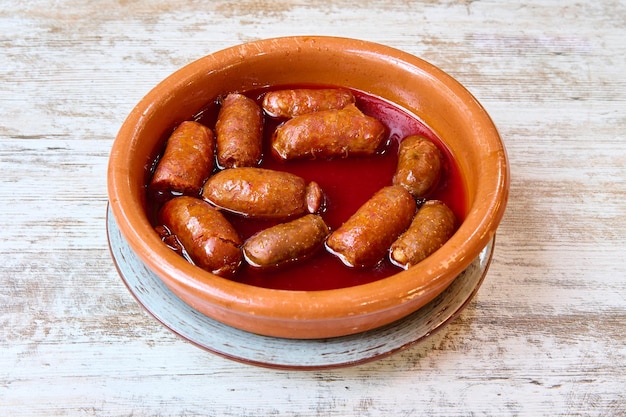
[149,121,215,196]
[262,88,355,118]
[389,200,457,269]
[392,135,443,198]
[215,93,263,168]
[271,103,386,161]
[202,167,324,219]
[243,214,330,268]
[326,185,416,268]
[158,196,242,278]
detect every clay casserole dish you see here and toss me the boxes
[107,36,509,339]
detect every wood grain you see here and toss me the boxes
[1,1,625,416]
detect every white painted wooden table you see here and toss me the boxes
[2,1,624,415]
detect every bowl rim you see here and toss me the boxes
[107,35,509,323]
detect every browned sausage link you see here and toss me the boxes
[392,135,443,198]
[262,88,356,118]
[243,214,330,268]
[149,121,215,196]
[271,103,386,161]
[158,196,242,278]
[326,185,416,267]
[389,200,457,269]
[202,167,323,219]
[215,93,263,168]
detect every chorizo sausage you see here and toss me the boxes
[389,200,456,269]
[201,167,324,219]
[243,214,330,268]
[326,185,416,268]
[392,135,443,198]
[149,121,215,196]
[158,196,242,278]
[262,88,355,118]
[215,93,263,168]
[271,103,386,161]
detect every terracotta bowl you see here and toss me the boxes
[107,36,509,339]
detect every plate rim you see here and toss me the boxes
[106,204,494,370]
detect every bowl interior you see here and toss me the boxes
[108,36,509,338]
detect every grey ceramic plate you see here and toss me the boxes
[107,205,494,370]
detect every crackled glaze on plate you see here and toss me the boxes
[107,205,494,369]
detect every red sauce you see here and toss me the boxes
[147,86,466,291]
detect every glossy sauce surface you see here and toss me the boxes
[148,86,466,291]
